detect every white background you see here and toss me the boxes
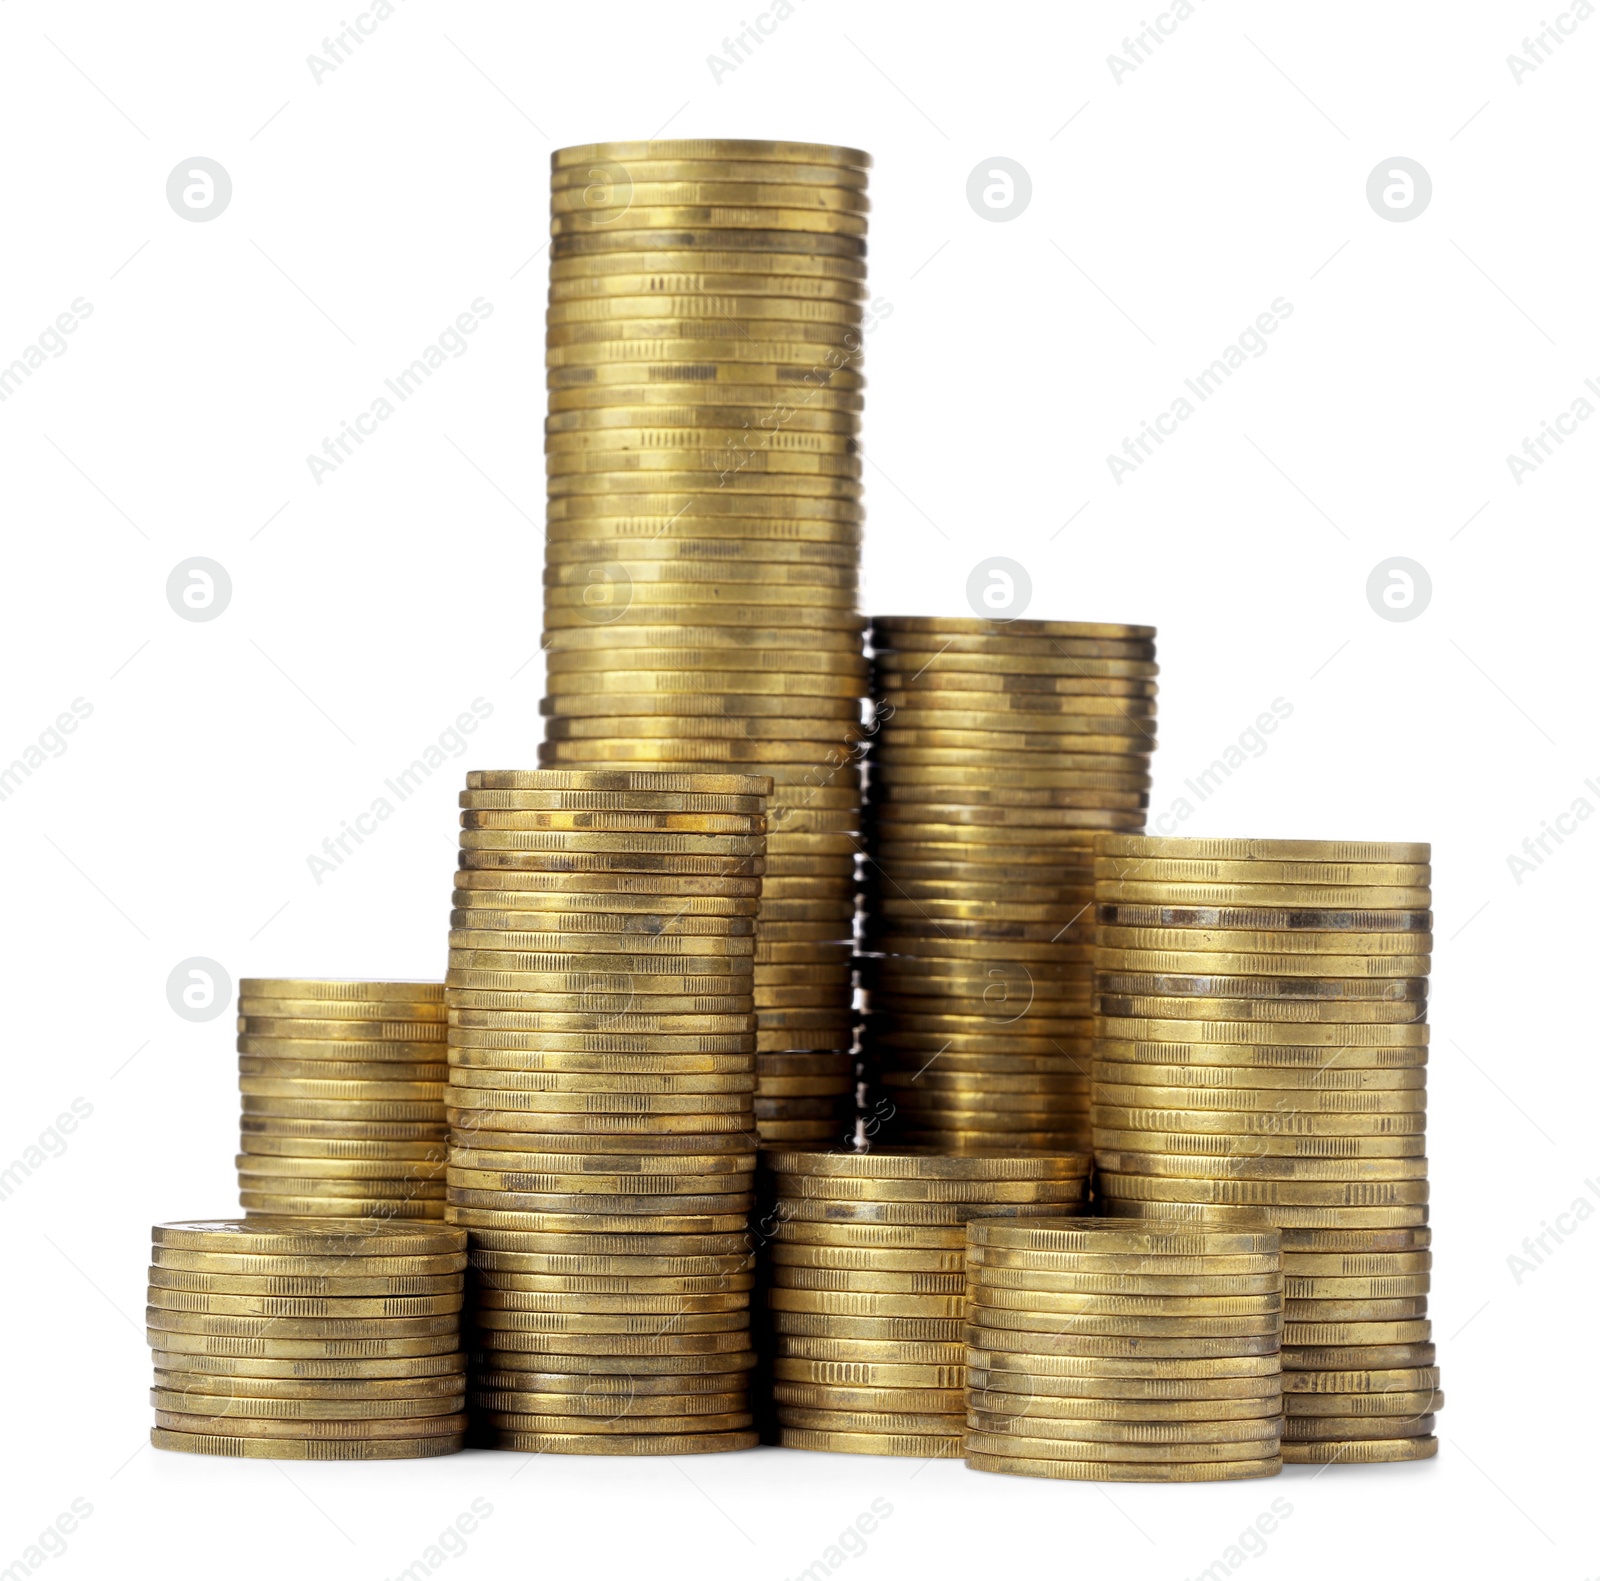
[0,1,1593,1577]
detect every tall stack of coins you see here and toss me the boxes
[536,139,873,1146]
[236,979,448,1219]
[147,1219,467,1460]
[445,769,768,1454]
[1091,835,1440,1465]
[964,1216,1283,1482]
[762,1148,1091,1456]
[860,617,1158,1150]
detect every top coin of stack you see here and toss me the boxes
[147,1218,468,1461]
[762,1147,1091,1457]
[446,768,769,1456]
[860,617,1158,1152]
[964,1214,1283,1483]
[236,979,448,1220]
[538,139,874,1143]
[1090,834,1440,1465]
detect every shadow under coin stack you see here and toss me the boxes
[1090,835,1441,1465]
[147,1219,467,1460]
[965,1216,1283,1482]
[236,979,448,1219]
[537,138,873,1148]
[445,769,768,1454]
[761,1147,1091,1456]
[860,617,1158,1151]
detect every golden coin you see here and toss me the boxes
[964,1430,1277,1463]
[477,1428,758,1454]
[149,1389,465,1420]
[969,1267,1281,1297]
[452,868,762,894]
[966,1346,1280,1379]
[1091,1107,1425,1137]
[457,809,765,834]
[470,1329,752,1356]
[1096,836,1428,864]
[1096,926,1431,956]
[447,1208,749,1234]
[551,138,870,169]
[152,1220,462,1256]
[1280,1436,1435,1464]
[775,1428,961,1456]
[1095,1062,1425,1092]
[473,1348,757,1375]
[966,1410,1282,1445]
[1094,1154,1426,1185]
[964,1450,1280,1482]
[154,1408,466,1441]
[1094,858,1428,887]
[1096,972,1427,1004]
[1093,1083,1426,1113]
[151,1248,465,1278]
[1097,996,1424,1027]
[968,1370,1281,1403]
[967,1219,1278,1255]
[149,1332,461,1359]
[1285,1388,1441,1415]
[238,979,444,1004]
[150,1428,463,1460]
[1098,1020,1428,1048]
[1096,904,1431,934]
[149,1347,464,1380]
[1284,1413,1436,1442]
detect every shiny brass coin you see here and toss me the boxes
[470,1367,749,1398]
[234,1156,445,1183]
[872,614,1151,640]
[1284,1366,1440,1394]
[469,1329,753,1356]
[546,260,867,293]
[1283,1298,1431,1322]
[772,1384,962,1415]
[451,871,762,897]
[444,978,752,1003]
[1094,1154,1426,1185]
[536,739,857,764]
[1098,996,1424,1027]
[1097,836,1428,864]
[237,1017,448,1043]
[551,137,870,169]
[1098,1020,1428,1049]
[766,1290,966,1319]
[1095,1063,1425,1092]
[457,809,765,834]
[464,769,774,794]
[473,1349,757,1377]
[549,176,869,211]
[1096,972,1427,1004]
[1094,858,1429,888]
[448,1168,753,1197]
[1097,953,1436,986]
[447,995,753,1018]
[236,1041,445,1067]
[1096,925,1432,956]
[449,894,760,921]
[969,1305,1281,1337]
[1091,1107,1425,1137]
[152,1220,463,1256]
[154,1408,466,1441]
[772,1268,965,1295]
[446,1067,751,1095]
[472,1299,748,1327]
[968,1369,1281,1403]
[240,1100,448,1124]
[237,1060,448,1084]
[964,1450,1280,1482]
[236,1003,444,1028]
[455,828,765,856]
[548,197,870,233]
[966,1409,1283,1446]
[448,1034,751,1059]
[967,1246,1279,1276]
[967,1219,1278,1255]
[152,1368,464,1400]
[451,1127,754,1157]
[1097,904,1431,934]
[1093,1083,1426,1114]
[150,1350,459,1381]
[1284,1388,1441,1415]
[470,1391,748,1419]
[479,1411,755,1438]
[458,784,769,809]
[768,1360,953,1393]
[448,1025,753,1049]
[149,1332,462,1359]
[1285,1260,1434,1289]
[1284,1412,1436,1442]
[151,1249,465,1279]
[770,1313,961,1343]
[775,1428,961,1456]
[1280,1436,1434,1464]
[476,1428,758,1454]
[1095,1045,1427,1074]
[966,1346,1280,1380]
[964,1430,1277,1464]
[1283,1318,1433,1346]
[239,979,445,1003]
[150,1428,464,1460]
[454,1146,753,1174]
[762,1149,1087,1180]
[239,1077,444,1103]
[969,1266,1281,1297]
[149,1389,465,1420]
[235,1196,445,1218]
[448,1208,750,1235]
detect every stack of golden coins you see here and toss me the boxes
[1091,835,1440,1465]
[445,768,768,1454]
[762,1147,1091,1456]
[964,1215,1283,1482]
[860,617,1158,1150]
[236,979,448,1219]
[536,138,873,1146]
[147,1219,467,1460]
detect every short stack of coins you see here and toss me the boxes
[147,1219,467,1460]
[964,1215,1283,1482]
[536,138,874,1144]
[860,616,1158,1151]
[1091,834,1440,1465]
[236,979,448,1219]
[446,768,769,1454]
[761,1147,1091,1456]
